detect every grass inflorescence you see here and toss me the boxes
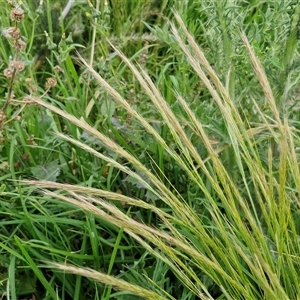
[0,1,300,299]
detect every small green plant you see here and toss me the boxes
[1,2,26,123]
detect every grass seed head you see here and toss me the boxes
[14,39,26,51]
[3,67,14,79]
[9,60,25,72]
[45,77,57,89]
[5,26,21,39]
[10,7,24,22]
[0,110,6,125]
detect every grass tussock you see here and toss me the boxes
[0,1,300,299]
[24,13,300,300]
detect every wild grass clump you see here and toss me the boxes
[25,12,300,300]
[0,1,300,299]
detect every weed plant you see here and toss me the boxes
[0,0,300,299]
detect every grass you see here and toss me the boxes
[0,0,300,299]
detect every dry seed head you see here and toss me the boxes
[3,67,14,79]
[8,0,15,8]
[1,161,9,170]
[25,78,37,93]
[14,39,26,51]
[9,60,25,72]
[10,7,25,22]
[0,110,6,124]
[54,65,63,74]
[45,77,57,89]
[5,26,21,39]
[27,134,37,146]
[9,91,15,100]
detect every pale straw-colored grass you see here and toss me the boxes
[26,13,299,300]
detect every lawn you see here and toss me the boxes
[0,0,300,299]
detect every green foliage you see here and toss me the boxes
[0,0,300,299]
